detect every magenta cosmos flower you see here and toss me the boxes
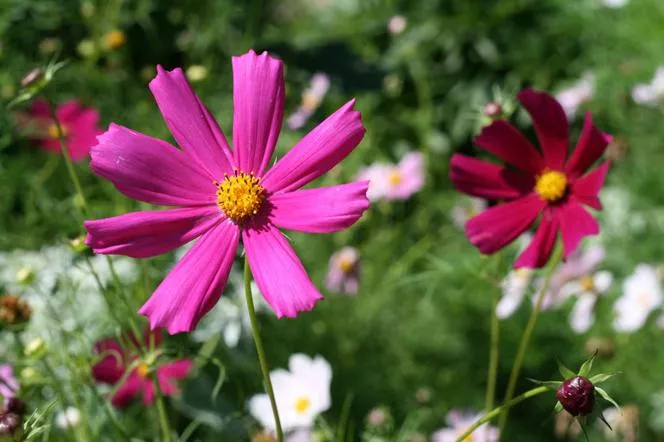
[84,50,369,333]
[25,99,102,161]
[92,330,192,408]
[450,89,611,268]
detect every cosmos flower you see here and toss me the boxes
[249,354,332,432]
[84,50,369,334]
[565,270,613,333]
[91,330,192,408]
[631,67,664,107]
[326,247,360,295]
[22,99,102,161]
[613,264,663,333]
[0,364,18,399]
[556,74,595,120]
[450,197,487,231]
[287,73,331,130]
[431,410,499,442]
[450,89,611,268]
[357,151,425,202]
[496,234,533,319]
[387,15,407,35]
[55,407,81,430]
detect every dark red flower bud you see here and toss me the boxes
[3,398,25,416]
[556,376,595,416]
[0,412,22,437]
[483,102,503,119]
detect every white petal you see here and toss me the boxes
[593,271,613,294]
[570,295,595,333]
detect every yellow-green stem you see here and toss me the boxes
[154,377,173,442]
[485,289,501,412]
[455,386,549,442]
[497,245,564,436]
[244,257,283,441]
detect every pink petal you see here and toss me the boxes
[56,100,86,122]
[157,359,193,396]
[111,373,144,408]
[565,112,611,178]
[558,201,599,258]
[243,224,323,318]
[138,221,240,334]
[449,154,534,200]
[514,210,560,268]
[149,66,234,178]
[465,194,545,254]
[84,206,221,258]
[142,380,156,406]
[571,162,610,210]
[90,124,216,206]
[92,339,125,384]
[474,120,544,174]
[262,99,365,193]
[518,88,569,170]
[268,181,369,233]
[232,50,285,176]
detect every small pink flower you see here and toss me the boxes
[387,15,407,35]
[23,99,102,161]
[287,73,331,130]
[432,410,499,442]
[91,330,192,408]
[84,51,369,333]
[357,151,424,201]
[326,247,360,295]
[0,364,18,399]
[450,89,611,268]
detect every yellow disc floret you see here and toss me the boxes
[47,123,68,139]
[535,170,567,202]
[294,397,311,414]
[215,171,265,224]
[136,363,149,378]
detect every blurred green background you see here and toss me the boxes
[2,0,664,440]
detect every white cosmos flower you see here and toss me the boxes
[496,233,533,319]
[614,264,663,332]
[632,67,664,106]
[249,354,332,432]
[564,271,613,333]
[556,73,594,120]
[431,410,499,442]
[55,407,81,429]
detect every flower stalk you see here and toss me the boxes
[244,257,283,441]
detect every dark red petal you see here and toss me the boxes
[450,154,534,200]
[565,112,611,178]
[474,120,544,174]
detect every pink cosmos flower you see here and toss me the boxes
[24,99,102,161]
[0,364,18,399]
[358,151,424,201]
[287,73,331,130]
[431,410,499,442]
[84,50,369,333]
[92,330,192,408]
[326,247,360,295]
[450,89,611,268]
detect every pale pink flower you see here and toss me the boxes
[432,410,499,442]
[326,247,360,295]
[387,16,407,35]
[632,67,664,106]
[84,51,369,333]
[357,152,424,202]
[0,364,18,399]
[614,264,663,332]
[287,73,331,130]
[556,74,594,120]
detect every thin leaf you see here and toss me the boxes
[557,358,576,379]
[590,372,621,385]
[527,378,562,390]
[596,386,620,409]
[579,418,590,442]
[599,412,613,432]
[579,352,597,377]
[554,401,563,413]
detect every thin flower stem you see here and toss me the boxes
[454,386,549,442]
[484,255,503,412]
[154,377,173,442]
[497,244,564,436]
[244,257,283,442]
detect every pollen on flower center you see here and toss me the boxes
[339,257,355,273]
[136,363,149,378]
[47,123,68,139]
[580,275,594,292]
[389,170,402,185]
[215,171,265,223]
[294,397,311,414]
[535,170,568,202]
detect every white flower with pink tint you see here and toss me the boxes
[564,270,613,333]
[432,410,499,442]
[603,0,629,8]
[614,264,663,332]
[632,67,664,107]
[249,354,332,432]
[357,152,425,202]
[287,73,331,130]
[450,197,487,231]
[387,15,407,35]
[326,247,360,295]
[496,234,533,319]
[556,73,594,120]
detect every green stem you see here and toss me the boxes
[497,244,564,436]
[244,257,283,441]
[455,386,549,442]
[154,377,173,442]
[485,289,500,412]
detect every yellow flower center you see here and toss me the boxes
[47,123,68,139]
[389,170,402,185]
[136,363,149,378]
[580,275,594,292]
[294,397,311,414]
[535,170,567,202]
[302,91,322,111]
[339,257,355,273]
[104,30,126,50]
[215,172,265,224]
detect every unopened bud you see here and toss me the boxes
[15,267,35,286]
[24,338,46,359]
[556,376,595,416]
[0,295,32,327]
[69,236,88,254]
[20,68,44,88]
[0,412,23,439]
[3,398,25,416]
[484,102,503,120]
